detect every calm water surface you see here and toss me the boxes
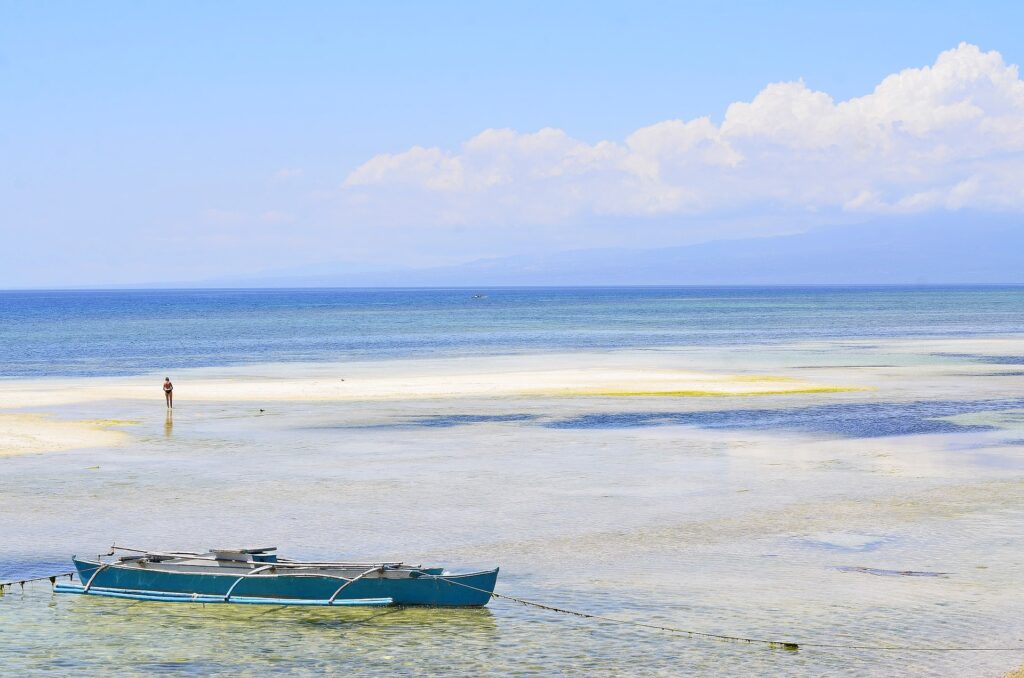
[2,286,1023,377]
[2,287,1024,676]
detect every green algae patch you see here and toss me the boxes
[90,419,141,427]
[572,386,866,397]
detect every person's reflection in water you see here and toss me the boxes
[164,409,173,437]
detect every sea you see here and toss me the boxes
[1,286,1023,676]
[3,286,1023,377]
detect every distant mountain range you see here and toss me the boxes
[186,213,1024,287]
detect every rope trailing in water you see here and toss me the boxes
[0,572,75,593]
[413,572,800,650]
[489,588,802,650]
[416,572,1024,653]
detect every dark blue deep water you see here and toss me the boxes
[1,286,1022,377]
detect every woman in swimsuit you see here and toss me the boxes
[163,377,173,409]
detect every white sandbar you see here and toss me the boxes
[0,353,854,408]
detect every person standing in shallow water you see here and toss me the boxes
[163,377,173,409]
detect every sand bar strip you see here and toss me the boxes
[0,362,857,407]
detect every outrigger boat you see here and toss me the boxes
[54,546,498,607]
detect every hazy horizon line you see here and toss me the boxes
[4,282,1024,293]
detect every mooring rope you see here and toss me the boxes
[489,588,801,650]
[0,572,75,592]
[415,571,1024,653]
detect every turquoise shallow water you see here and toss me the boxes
[3,391,1024,676]
[2,286,1023,376]
[2,288,1024,675]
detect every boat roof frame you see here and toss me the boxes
[106,545,411,569]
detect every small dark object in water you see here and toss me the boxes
[259,409,265,413]
[835,566,949,577]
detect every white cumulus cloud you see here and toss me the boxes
[342,43,1024,227]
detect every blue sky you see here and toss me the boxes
[2,1,1023,286]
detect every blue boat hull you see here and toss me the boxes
[67,558,498,607]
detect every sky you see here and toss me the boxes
[2,0,1024,287]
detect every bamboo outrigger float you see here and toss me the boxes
[55,546,498,607]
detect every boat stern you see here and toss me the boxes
[403,567,499,607]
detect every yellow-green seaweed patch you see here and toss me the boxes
[89,419,141,427]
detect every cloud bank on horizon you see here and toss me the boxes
[342,44,1024,228]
